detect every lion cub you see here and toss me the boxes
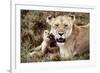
[41,30,50,54]
[42,30,60,59]
[28,30,60,61]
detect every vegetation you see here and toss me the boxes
[21,10,89,63]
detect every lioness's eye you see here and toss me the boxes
[45,32,47,33]
[55,24,59,27]
[64,24,68,27]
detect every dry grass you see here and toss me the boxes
[21,10,89,63]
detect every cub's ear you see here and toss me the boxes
[46,15,55,25]
[68,15,76,22]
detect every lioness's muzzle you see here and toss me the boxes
[56,38,66,43]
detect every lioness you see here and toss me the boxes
[46,15,89,58]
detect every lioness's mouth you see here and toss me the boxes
[56,38,66,43]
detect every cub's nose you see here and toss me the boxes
[58,32,64,36]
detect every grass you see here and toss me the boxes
[21,10,89,63]
[22,48,89,63]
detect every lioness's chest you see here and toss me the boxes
[57,42,75,58]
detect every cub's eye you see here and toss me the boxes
[64,24,68,27]
[55,24,59,27]
[45,31,48,33]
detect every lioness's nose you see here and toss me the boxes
[58,32,64,36]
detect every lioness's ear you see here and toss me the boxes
[68,15,76,22]
[46,15,55,25]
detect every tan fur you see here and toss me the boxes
[28,30,50,57]
[41,30,60,59]
[47,15,89,58]
[28,30,60,59]
[41,30,50,54]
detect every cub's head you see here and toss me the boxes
[43,30,50,41]
[46,15,75,43]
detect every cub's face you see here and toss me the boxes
[47,15,75,43]
[43,30,50,41]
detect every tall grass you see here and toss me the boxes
[21,10,89,63]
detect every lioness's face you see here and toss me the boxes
[47,16,75,43]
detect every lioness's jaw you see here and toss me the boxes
[56,38,66,43]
